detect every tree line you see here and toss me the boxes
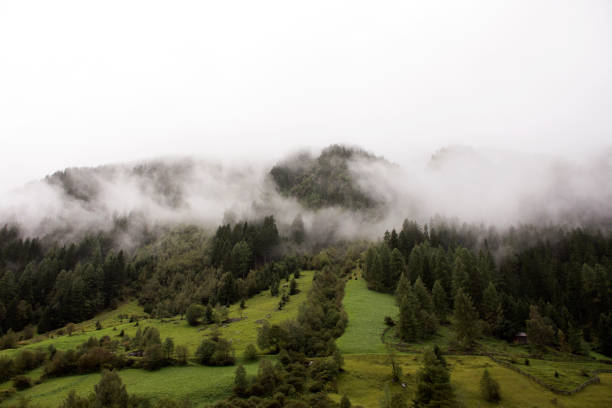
[364,219,612,356]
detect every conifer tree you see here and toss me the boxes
[453,288,480,349]
[432,280,449,322]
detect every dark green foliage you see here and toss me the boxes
[453,289,480,349]
[94,370,129,408]
[525,305,555,352]
[12,375,32,390]
[340,394,351,408]
[185,304,205,326]
[269,145,379,210]
[243,344,258,362]
[196,336,235,366]
[234,364,249,397]
[175,345,189,365]
[432,280,449,323]
[289,278,298,295]
[480,369,501,402]
[396,276,438,341]
[413,348,454,408]
[598,312,612,356]
[143,344,164,370]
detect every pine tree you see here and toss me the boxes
[413,348,454,408]
[453,289,480,349]
[398,284,420,341]
[432,280,449,322]
[482,282,503,335]
[525,305,555,352]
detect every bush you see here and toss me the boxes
[143,344,165,370]
[384,316,395,327]
[186,304,206,326]
[0,357,15,383]
[480,369,501,402]
[243,344,258,362]
[196,339,217,365]
[525,358,530,366]
[12,375,32,390]
[175,345,189,365]
[196,337,235,366]
[14,349,46,372]
[0,330,18,350]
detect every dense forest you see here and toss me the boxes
[363,220,612,356]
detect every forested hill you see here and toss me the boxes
[269,145,384,210]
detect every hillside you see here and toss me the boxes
[269,145,384,210]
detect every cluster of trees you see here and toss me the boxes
[364,219,612,355]
[0,348,47,384]
[270,145,379,210]
[0,226,137,335]
[135,219,301,317]
[210,263,348,407]
[257,266,347,357]
[195,331,235,366]
[0,214,295,338]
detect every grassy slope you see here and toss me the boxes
[336,276,398,354]
[0,272,314,408]
[332,275,612,408]
[333,349,612,408]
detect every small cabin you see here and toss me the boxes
[514,332,528,344]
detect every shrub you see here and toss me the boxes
[175,345,189,365]
[143,344,165,371]
[22,325,36,340]
[186,304,205,326]
[0,330,18,350]
[12,375,32,390]
[480,369,501,402]
[384,316,395,327]
[14,349,46,372]
[196,339,217,365]
[243,344,258,362]
[0,357,15,383]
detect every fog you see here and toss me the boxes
[1,1,611,193]
[0,145,610,248]
[1,1,611,244]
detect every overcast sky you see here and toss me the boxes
[1,0,610,192]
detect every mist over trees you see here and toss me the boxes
[363,219,612,356]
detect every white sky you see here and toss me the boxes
[1,0,611,192]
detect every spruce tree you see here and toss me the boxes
[453,288,479,349]
[398,284,420,341]
[432,280,449,322]
[413,348,454,408]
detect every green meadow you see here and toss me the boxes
[337,275,398,354]
[0,272,314,407]
[3,269,612,407]
[332,272,612,408]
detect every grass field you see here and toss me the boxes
[1,363,260,408]
[3,270,612,407]
[332,354,612,408]
[331,273,612,408]
[0,272,314,407]
[336,275,398,354]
